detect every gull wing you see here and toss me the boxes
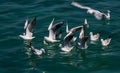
[48,18,55,30]
[71,1,91,10]
[64,26,83,40]
[64,33,74,46]
[84,19,88,24]
[28,17,36,33]
[24,17,29,30]
[48,21,63,39]
[25,17,36,37]
[66,22,69,33]
[70,25,83,33]
[52,21,63,31]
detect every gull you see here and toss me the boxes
[44,18,63,43]
[64,25,83,40]
[59,33,74,52]
[78,26,88,49]
[60,25,83,52]
[19,17,36,40]
[65,22,77,42]
[77,19,89,40]
[29,43,45,55]
[101,36,111,46]
[71,1,110,20]
[90,32,101,41]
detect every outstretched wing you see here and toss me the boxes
[24,17,29,30]
[64,34,74,46]
[70,25,83,33]
[25,17,36,37]
[66,22,69,33]
[52,21,63,31]
[48,18,55,30]
[28,17,36,33]
[71,1,91,10]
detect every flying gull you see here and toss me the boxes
[44,18,63,43]
[65,22,77,42]
[19,17,36,40]
[71,1,110,20]
[60,25,83,52]
[64,25,83,40]
[59,33,74,52]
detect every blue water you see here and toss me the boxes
[0,0,120,73]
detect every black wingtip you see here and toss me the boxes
[108,35,111,38]
[59,21,64,25]
[98,31,102,34]
[30,17,36,24]
[33,16,37,21]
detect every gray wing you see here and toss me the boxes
[70,26,83,33]
[28,17,36,33]
[49,21,63,39]
[64,34,74,46]
[52,21,63,32]
[64,26,83,40]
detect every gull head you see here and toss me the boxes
[107,10,110,13]
[106,10,110,20]
[41,48,45,53]
[89,32,92,35]
[101,39,103,42]
[59,44,62,48]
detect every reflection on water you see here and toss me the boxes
[90,41,99,45]
[24,40,31,46]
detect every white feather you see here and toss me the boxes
[48,18,55,30]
